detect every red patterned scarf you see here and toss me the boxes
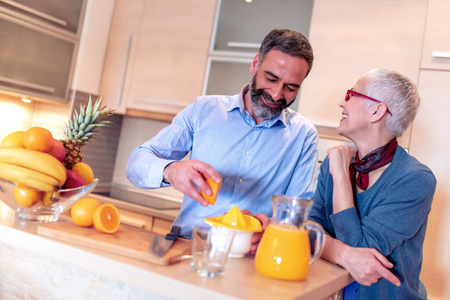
[350,138,398,190]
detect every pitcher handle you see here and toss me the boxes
[306,220,325,265]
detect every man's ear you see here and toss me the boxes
[250,52,260,75]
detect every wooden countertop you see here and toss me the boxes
[0,200,353,300]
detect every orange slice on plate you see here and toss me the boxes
[93,203,120,234]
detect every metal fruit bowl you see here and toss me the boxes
[0,178,98,222]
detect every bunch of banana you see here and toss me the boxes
[0,148,67,192]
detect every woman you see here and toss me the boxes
[309,69,436,299]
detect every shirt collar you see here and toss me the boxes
[227,84,288,127]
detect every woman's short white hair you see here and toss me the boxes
[361,69,420,137]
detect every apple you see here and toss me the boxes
[47,139,66,162]
[63,170,86,189]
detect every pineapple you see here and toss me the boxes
[61,96,114,169]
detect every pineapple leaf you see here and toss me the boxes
[93,96,103,112]
[86,96,93,116]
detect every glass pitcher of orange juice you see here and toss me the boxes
[255,195,325,281]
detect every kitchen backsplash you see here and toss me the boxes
[72,92,123,193]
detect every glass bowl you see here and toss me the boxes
[0,178,98,222]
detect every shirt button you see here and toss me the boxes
[139,181,142,186]
[238,178,243,183]
[245,151,250,155]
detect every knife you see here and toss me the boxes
[150,225,181,257]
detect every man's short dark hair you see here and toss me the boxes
[259,29,314,77]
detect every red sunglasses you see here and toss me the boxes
[345,89,393,116]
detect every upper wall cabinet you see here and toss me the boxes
[100,0,217,115]
[421,0,450,71]
[296,0,428,147]
[204,0,314,109]
[0,0,86,103]
[0,0,85,36]
[99,0,145,114]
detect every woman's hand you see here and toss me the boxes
[341,246,401,287]
[327,145,354,179]
[240,209,270,255]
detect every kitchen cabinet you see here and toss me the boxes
[204,0,314,108]
[409,70,450,300]
[100,0,217,115]
[0,0,85,103]
[297,0,428,147]
[0,0,85,35]
[98,0,145,114]
[421,0,450,71]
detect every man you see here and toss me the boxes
[309,69,436,299]
[126,29,318,249]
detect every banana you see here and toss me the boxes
[0,162,60,192]
[0,148,66,185]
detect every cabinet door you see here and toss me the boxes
[0,0,85,35]
[99,0,145,114]
[0,16,76,102]
[421,0,450,71]
[297,0,428,147]
[409,70,450,300]
[125,0,217,115]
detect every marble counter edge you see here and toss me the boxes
[0,221,237,300]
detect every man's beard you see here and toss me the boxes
[250,72,294,120]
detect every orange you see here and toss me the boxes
[1,131,25,148]
[71,162,95,185]
[71,197,101,227]
[23,127,53,152]
[14,185,42,207]
[93,203,120,234]
[201,177,222,205]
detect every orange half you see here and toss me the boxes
[93,203,120,234]
[201,177,222,205]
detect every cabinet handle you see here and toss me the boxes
[117,35,133,107]
[432,52,450,58]
[0,0,68,26]
[227,41,261,49]
[0,76,55,93]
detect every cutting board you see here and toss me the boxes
[37,219,191,266]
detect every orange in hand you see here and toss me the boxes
[93,203,120,234]
[23,127,54,152]
[201,177,222,205]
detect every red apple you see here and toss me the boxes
[63,170,86,189]
[47,139,66,162]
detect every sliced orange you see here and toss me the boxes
[201,177,222,205]
[93,203,120,234]
[71,197,101,227]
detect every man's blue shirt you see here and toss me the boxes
[126,86,318,237]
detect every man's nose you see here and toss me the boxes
[271,84,284,101]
